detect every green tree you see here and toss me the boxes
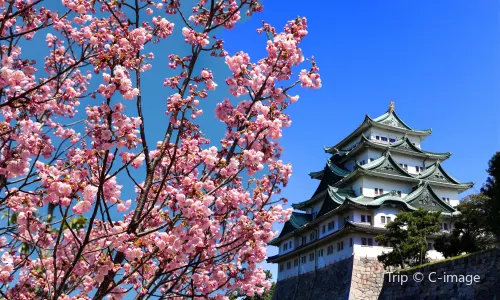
[433,233,462,258]
[375,209,442,269]
[434,194,496,257]
[481,152,500,245]
[229,270,275,300]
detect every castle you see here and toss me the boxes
[267,102,474,282]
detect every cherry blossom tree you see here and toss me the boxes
[0,0,320,299]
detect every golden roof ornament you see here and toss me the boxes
[388,101,395,113]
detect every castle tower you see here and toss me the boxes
[267,103,474,281]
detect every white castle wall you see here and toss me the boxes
[318,215,340,238]
[356,177,412,197]
[366,128,422,147]
[431,186,460,207]
[373,207,401,228]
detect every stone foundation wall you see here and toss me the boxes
[350,256,385,299]
[272,249,500,300]
[378,249,500,300]
[272,255,385,300]
[272,256,353,300]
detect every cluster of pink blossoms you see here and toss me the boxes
[0,0,319,299]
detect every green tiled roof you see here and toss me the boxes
[328,134,451,161]
[404,182,458,214]
[317,187,356,217]
[289,212,312,228]
[308,160,350,180]
[355,150,413,178]
[418,161,461,184]
[328,160,351,176]
[327,109,432,151]
[269,182,460,246]
[372,110,412,130]
[308,170,324,180]
[387,134,450,157]
[271,212,312,242]
[332,151,473,193]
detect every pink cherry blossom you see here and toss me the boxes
[0,1,319,299]
[73,200,92,214]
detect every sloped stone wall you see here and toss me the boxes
[272,249,500,300]
[272,256,385,300]
[272,256,354,300]
[378,249,500,300]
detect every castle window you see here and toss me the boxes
[279,264,284,272]
[443,223,448,230]
[309,232,316,241]
[318,249,324,257]
[361,215,366,222]
[381,216,386,224]
[367,215,372,223]
[369,158,375,162]
[387,216,392,223]
[309,253,315,261]
[376,136,380,140]
[359,187,363,195]
[327,245,334,255]
[287,262,291,269]
[389,138,396,143]
[328,221,335,231]
[294,259,298,267]
[349,238,353,247]
[301,236,306,245]
[337,241,344,251]
[381,136,388,142]
[322,225,326,234]
[283,243,288,251]
[301,256,306,264]
[375,188,379,195]
[380,188,384,195]
[368,238,373,246]
[428,243,434,250]
[397,191,402,197]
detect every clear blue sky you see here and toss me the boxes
[218,0,499,279]
[18,0,500,284]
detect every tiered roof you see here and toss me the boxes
[269,103,473,252]
[327,134,451,161]
[327,109,432,151]
[270,182,459,247]
[333,151,473,192]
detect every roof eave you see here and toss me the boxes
[292,190,327,210]
[367,119,432,136]
[267,224,388,263]
[328,116,371,151]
